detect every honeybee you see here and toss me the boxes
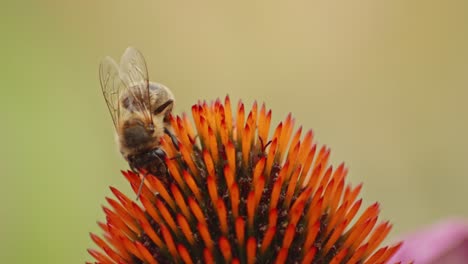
[99,47,176,196]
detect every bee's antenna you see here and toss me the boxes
[136,172,149,200]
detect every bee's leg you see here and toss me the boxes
[128,158,145,200]
[136,171,149,201]
[129,163,139,175]
[161,130,182,160]
[156,99,174,115]
[164,127,180,150]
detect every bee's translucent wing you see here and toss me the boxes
[99,56,125,128]
[118,47,152,115]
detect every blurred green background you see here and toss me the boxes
[2,1,468,263]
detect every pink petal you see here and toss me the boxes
[390,219,468,264]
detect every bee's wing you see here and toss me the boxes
[99,56,125,128]
[118,47,152,116]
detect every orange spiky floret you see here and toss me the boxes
[88,96,405,264]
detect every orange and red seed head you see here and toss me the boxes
[88,96,404,264]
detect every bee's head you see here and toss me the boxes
[121,118,156,149]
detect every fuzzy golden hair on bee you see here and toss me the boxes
[99,47,176,189]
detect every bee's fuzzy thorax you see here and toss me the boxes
[89,96,404,264]
[99,47,175,163]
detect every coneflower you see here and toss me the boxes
[88,96,403,264]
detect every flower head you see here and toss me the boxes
[88,96,403,263]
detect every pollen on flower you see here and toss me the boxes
[88,96,404,264]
